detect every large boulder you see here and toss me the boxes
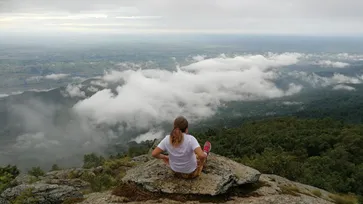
[10,174,39,186]
[1,183,83,204]
[122,153,261,196]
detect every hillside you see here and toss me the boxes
[192,117,363,197]
[1,117,363,203]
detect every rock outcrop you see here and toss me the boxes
[80,173,335,204]
[0,197,8,204]
[122,153,261,196]
[1,183,83,204]
[1,152,339,204]
[0,168,95,203]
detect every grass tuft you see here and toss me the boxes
[328,193,357,204]
[312,189,322,197]
[280,185,300,196]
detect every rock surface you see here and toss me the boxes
[80,190,333,204]
[43,178,91,191]
[1,183,83,204]
[10,174,38,186]
[80,173,334,204]
[0,197,9,204]
[1,153,338,204]
[122,153,261,196]
[45,168,94,180]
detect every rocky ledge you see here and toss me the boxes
[122,153,261,196]
[1,153,340,204]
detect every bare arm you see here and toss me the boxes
[151,147,168,160]
[194,146,207,161]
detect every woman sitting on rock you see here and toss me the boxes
[151,116,211,179]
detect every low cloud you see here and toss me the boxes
[282,101,303,106]
[2,99,111,170]
[27,73,70,82]
[4,52,362,168]
[62,84,86,98]
[192,55,207,62]
[333,84,356,91]
[0,94,8,98]
[44,73,70,80]
[87,86,99,93]
[132,130,164,143]
[316,60,350,68]
[73,53,302,133]
[90,80,108,87]
[289,72,363,88]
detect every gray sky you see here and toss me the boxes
[0,0,362,35]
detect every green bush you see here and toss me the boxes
[51,164,61,171]
[28,167,45,178]
[88,173,116,192]
[0,165,20,192]
[83,153,105,169]
[12,188,38,204]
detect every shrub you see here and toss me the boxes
[103,157,134,170]
[83,153,105,169]
[0,165,20,192]
[12,188,38,204]
[28,167,45,178]
[51,164,61,171]
[79,170,116,192]
[89,173,116,192]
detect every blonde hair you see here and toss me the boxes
[170,116,188,147]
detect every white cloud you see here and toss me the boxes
[27,73,69,81]
[72,76,86,82]
[316,60,350,68]
[87,86,99,92]
[336,53,363,61]
[282,101,303,105]
[62,84,86,98]
[192,55,206,62]
[0,94,9,98]
[73,53,302,131]
[44,73,69,80]
[13,132,60,150]
[132,129,164,143]
[289,72,363,88]
[90,80,108,87]
[333,84,356,91]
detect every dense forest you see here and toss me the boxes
[192,117,363,196]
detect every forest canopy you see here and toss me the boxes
[192,117,363,196]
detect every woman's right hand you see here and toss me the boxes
[162,155,170,166]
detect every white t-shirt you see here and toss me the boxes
[157,133,200,174]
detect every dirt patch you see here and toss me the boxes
[112,181,270,203]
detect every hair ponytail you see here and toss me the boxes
[170,116,188,147]
[170,127,183,147]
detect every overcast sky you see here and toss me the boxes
[0,0,362,35]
